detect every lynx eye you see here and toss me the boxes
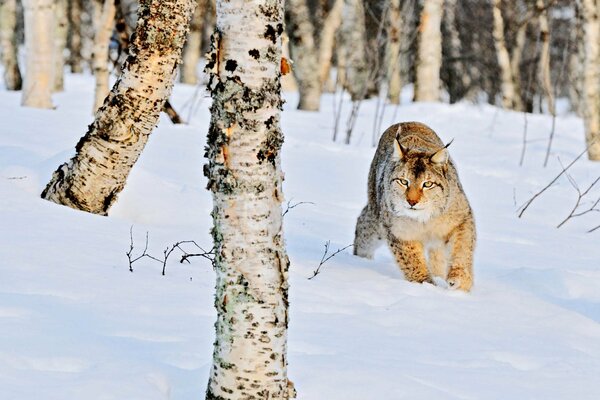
[422,181,434,189]
[394,178,409,187]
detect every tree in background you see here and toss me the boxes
[180,0,207,85]
[414,0,443,102]
[41,0,196,215]
[53,0,68,92]
[203,0,294,396]
[0,0,22,90]
[91,0,116,112]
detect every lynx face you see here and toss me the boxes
[385,141,450,223]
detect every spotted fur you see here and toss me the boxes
[353,122,476,291]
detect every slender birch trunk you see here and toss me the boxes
[492,0,523,110]
[53,0,68,92]
[0,0,22,90]
[414,0,443,102]
[578,0,600,160]
[204,0,294,397]
[287,0,321,110]
[21,0,54,109]
[568,4,584,116]
[509,21,526,110]
[180,0,205,84]
[536,0,554,115]
[92,0,116,113]
[41,0,196,215]
[442,0,472,103]
[317,0,343,89]
[67,0,83,73]
[385,0,402,104]
[338,0,369,100]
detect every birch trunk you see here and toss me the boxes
[509,21,526,110]
[568,4,584,116]
[67,0,83,73]
[442,0,472,103]
[385,0,402,104]
[53,0,68,92]
[92,0,116,113]
[317,0,343,89]
[536,0,555,115]
[338,0,369,100]
[414,0,443,102]
[0,0,22,90]
[579,0,600,160]
[203,0,293,397]
[180,0,205,84]
[492,0,523,110]
[21,0,54,109]
[41,0,196,215]
[287,0,321,110]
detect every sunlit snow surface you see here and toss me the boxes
[1,74,599,399]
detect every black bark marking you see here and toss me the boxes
[248,49,260,59]
[225,59,238,72]
[264,25,277,44]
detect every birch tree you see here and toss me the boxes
[67,0,84,73]
[54,0,68,92]
[180,0,206,84]
[92,0,116,112]
[42,0,196,214]
[384,0,402,104]
[414,0,443,102]
[442,0,473,103]
[0,0,22,90]
[338,0,369,100]
[203,0,294,397]
[578,0,600,160]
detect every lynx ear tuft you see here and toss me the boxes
[394,138,408,160]
[430,139,453,165]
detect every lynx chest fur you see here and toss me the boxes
[353,122,476,291]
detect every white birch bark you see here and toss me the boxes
[203,0,294,397]
[536,0,555,115]
[21,0,54,109]
[317,0,343,89]
[0,0,22,90]
[53,0,68,92]
[92,0,116,113]
[67,0,84,73]
[568,4,584,116]
[287,0,321,110]
[509,21,526,110]
[442,0,473,102]
[385,0,402,104]
[579,0,600,160]
[180,0,205,84]
[414,0,443,102]
[492,0,523,110]
[42,0,196,214]
[338,0,369,100]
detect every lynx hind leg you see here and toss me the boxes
[353,206,382,259]
[427,245,448,279]
[388,237,433,284]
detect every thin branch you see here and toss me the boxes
[308,241,353,280]
[282,199,315,217]
[557,175,600,228]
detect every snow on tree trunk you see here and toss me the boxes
[67,0,84,73]
[180,0,206,84]
[537,0,555,116]
[21,0,54,109]
[579,0,600,160]
[53,0,68,92]
[414,0,443,102]
[338,0,369,100]
[385,0,402,104]
[287,0,321,110]
[41,0,196,215]
[317,0,343,90]
[492,0,523,110]
[0,0,22,90]
[92,0,116,113]
[203,0,294,398]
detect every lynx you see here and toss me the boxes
[353,122,475,291]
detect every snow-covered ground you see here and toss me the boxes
[1,74,599,399]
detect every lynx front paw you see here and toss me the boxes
[447,268,472,292]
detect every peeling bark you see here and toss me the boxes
[414,0,443,102]
[0,0,22,90]
[41,0,196,214]
[92,0,116,113]
[21,0,54,109]
[204,0,294,398]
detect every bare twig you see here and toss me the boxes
[556,174,600,228]
[308,241,353,280]
[282,199,315,217]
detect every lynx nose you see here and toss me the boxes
[407,198,419,207]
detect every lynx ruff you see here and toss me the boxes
[353,122,476,291]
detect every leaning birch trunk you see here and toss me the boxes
[491,0,522,110]
[414,0,443,102]
[385,0,402,104]
[92,0,116,113]
[41,0,196,215]
[21,0,54,108]
[180,0,206,84]
[537,0,555,115]
[317,0,343,90]
[0,0,22,90]
[579,0,600,160]
[53,0,68,92]
[67,0,83,73]
[338,0,369,100]
[203,0,294,397]
[287,0,321,110]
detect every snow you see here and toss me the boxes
[1,73,600,399]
